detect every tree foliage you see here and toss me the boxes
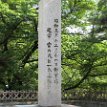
[62,0,107,90]
[0,0,38,90]
[0,0,107,91]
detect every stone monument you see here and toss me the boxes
[38,0,61,106]
[38,0,78,107]
[14,0,78,107]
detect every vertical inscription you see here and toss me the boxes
[46,28,52,93]
[46,19,60,92]
[53,19,59,85]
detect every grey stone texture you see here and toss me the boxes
[38,0,61,107]
[1,104,79,107]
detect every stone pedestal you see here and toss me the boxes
[14,104,79,107]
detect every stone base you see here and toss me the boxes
[0,104,80,107]
[14,104,79,107]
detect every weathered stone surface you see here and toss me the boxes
[38,0,61,107]
[2,104,79,107]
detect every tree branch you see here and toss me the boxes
[90,73,107,77]
[21,40,38,67]
[64,63,93,91]
[0,12,6,24]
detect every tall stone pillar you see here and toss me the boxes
[38,0,61,106]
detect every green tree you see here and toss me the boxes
[62,0,107,91]
[0,0,38,90]
[0,0,106,91]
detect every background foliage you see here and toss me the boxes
[0,0,107,90]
